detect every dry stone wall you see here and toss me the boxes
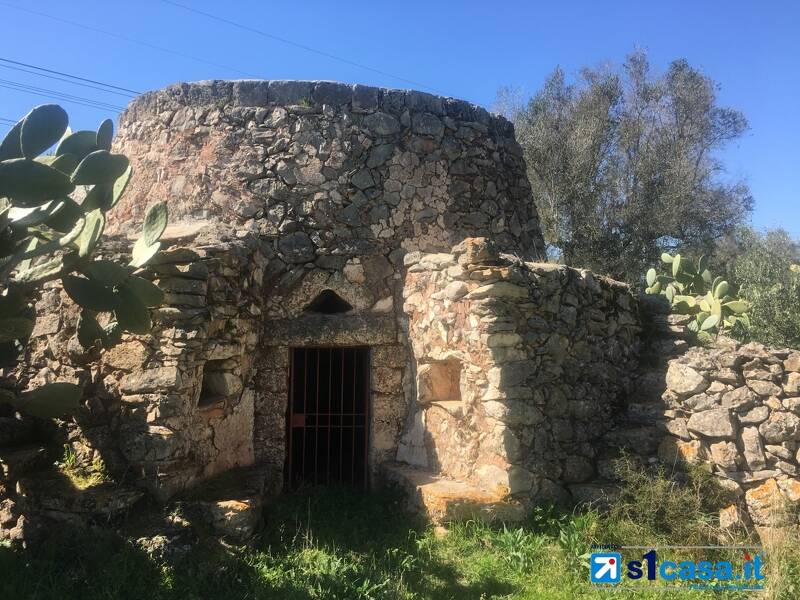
[10,224,267,500]
[399,238,641,504]
[4,78,798,539]
[110,79,546,262]
[626,328,800,529]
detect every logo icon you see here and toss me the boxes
[590,552,621,584]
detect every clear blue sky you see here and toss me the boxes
[1,0,797,237]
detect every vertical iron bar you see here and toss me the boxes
[314,348,320,485]
[286,348,293,489]
[364,348,370,487]
[301,348,307,482]
[339,346,345,483]
[327,348,333,485]
[351,347,357,485]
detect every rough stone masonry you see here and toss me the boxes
[2,80,798,541]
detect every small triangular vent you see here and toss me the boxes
[304,289,353,314]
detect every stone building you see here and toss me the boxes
[2,81,799,538]
[94,79,558,503]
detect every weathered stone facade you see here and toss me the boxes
[5,81,551,517]
[398,237,640,507]
[9,227,267,500]
[109,79,546,261]
[2,80,798,540]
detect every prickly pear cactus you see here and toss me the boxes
[644,251,751,343]
[0,104,168,417]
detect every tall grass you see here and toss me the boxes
[1,468,797,599]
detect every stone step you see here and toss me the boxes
[16,471,145,522]
[177,464,276,542]
[382,462,527,524]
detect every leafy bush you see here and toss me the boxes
[599,457,735,546]
[644,251,751,342]
[727,229,800,348]
[0,104,167,418]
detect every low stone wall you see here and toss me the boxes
[398,238,641,503]
[645,337,800,528]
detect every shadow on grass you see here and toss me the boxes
[0,487,516,600]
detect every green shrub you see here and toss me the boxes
[598,457,735,546]
[727,229,800,348]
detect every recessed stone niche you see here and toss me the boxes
[417,361,463,404]
[199,359,242,409]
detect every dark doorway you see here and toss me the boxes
[287,347,370,489]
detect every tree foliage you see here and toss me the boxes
[719,228,800,348]
[0,104,167,418]
[505,52,752,282]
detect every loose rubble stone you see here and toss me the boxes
[709,441,739,470]
[745,478,792,526]
[740,427,767,470]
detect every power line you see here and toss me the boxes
[0,80,124,112]
[3,1,463,102]
[0,58,138,97]
[0,78,124,110]
[159,0,449,96]
[1,2,256,78]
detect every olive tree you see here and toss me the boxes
[503,52,752,282]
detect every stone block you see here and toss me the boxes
[721,386,757,412]
[120,367,182,394]
[719,504,750,531]
[372,367,403,394]
[785,372,800,396]
[658,437,706,466]
[740,427,766,470]
[747,379,782,397]
[467,282,528,300]
[709,441,739,470]
[738,405,769,425]
[666,363,708,398]
[102,340,149,372]
[745,478,791,526]
[686,408,735,439]
[759,411,800,444]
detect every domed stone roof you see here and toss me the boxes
[111,80,546,262]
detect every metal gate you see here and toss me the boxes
[286,347,370,489]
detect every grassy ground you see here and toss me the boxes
[1,465,798,599]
